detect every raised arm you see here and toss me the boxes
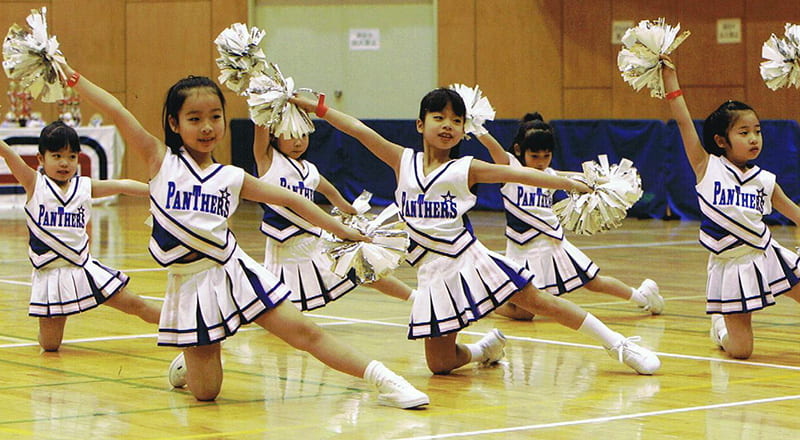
[662,58,708,181]
[252,124,274,177]
[64,65,166,178]
[291,95,405,173]
[240,174,365,241]
[92,179,149,199]
[476,132,510,165]
[468,159,590,193]
[317,176,358,215]
[0,139,36,195]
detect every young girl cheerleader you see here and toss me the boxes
[292,88,661,375]
[476,113,664,321]
[63,65,429,408]
[660,56,800,359]
[253,125,415,310]
[0,122,161,351]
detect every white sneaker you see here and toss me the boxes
[168,352,187,388]
[476,329,506,365]
[374,371,430,409]
[605,336,661,375]
[637,279,664,315]
[709,314,725,348]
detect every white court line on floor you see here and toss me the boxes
[579,240,698,250]
[392,394,800,440]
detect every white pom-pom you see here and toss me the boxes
[214,23,268,95]
[246,63,315,139]
[552,155,643,236]
[759,23,800,91]
[2,7,67,102]
[449,83,495,137]
[617,18,691,99]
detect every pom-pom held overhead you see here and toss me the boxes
[449,83,495,137]
[214,23,269,95]
[246,63,316,139]
[323,192,409,284]
[2,8,68,102]
[552,155,643,236]
[617,18,690,99]
[760,23,800,91]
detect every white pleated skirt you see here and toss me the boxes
[408,240,534,339]
[505,235,599,295]
[158,247,291,347]
[29,258,129,317]
[264,234,357,311]
[706,240,800,314]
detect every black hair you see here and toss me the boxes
[701,100,758,156]
[162,76,227,154]
[39,121,81,154]
[418,88,467,158]
[510,112,555,163]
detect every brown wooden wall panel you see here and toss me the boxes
[744,0,800,120]
[563,88,612,119]
[563,0,611,89]
[212,0,249,124]
[437,0,476,88]
[475,0,563,119]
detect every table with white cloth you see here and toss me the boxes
[0,125,126,208]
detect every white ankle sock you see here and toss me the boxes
[577,313,624,348]
[363,360,386,384]
[465,343,484,363]
[408,289,419,302]
[629,287,647,306]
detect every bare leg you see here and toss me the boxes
[494,302,534,321]
[423,332,472,374]
[254,302,370,377]
[38,316,67,351]
[584,276,633,300]
[104,288,161,323]
[183,344,223,401]
[781,283,800,302]
[365,276,412,301]
[509,284,587,329]
[721,313,754,359]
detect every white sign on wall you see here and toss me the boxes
[349,28,380,51]
[717,18,741,44]
[611,20,634,45]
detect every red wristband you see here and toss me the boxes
[315,93,328,117]
[665,89,683,101]
[66,72,81,88]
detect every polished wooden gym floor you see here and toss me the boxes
[0,198,798,439]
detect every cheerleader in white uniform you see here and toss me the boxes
[253,125,415,311]
[67,64,428,409]
[0,122,160,352]
[293,89,661,375]
[661,57,800,359]
[476,113,664,321]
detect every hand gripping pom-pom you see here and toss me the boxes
[552,155,644,236]
[323,192,409,284]
[759,23,800,91]
[246,63,317,139]
[449,83,495,138]
[617,18,690,99]
[2,7,68,102]
[214,23,269,95]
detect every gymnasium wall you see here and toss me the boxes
[1,1,798,184]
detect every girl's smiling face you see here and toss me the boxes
[38,146,79,185]
[416,102,465,152]
[168,88,226,156]
[718,110,761,168]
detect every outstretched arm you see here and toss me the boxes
[0,139,36,194]
[661,57,708,181]
[476,132,510,165]
[317,176,358,215]
[291,95,405,174]
[240,174,366,241]
[252,124,273,177]
[468,159,590,192]
[772,183,800,226]
[64,65,166,178]
[92,179,149,198]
